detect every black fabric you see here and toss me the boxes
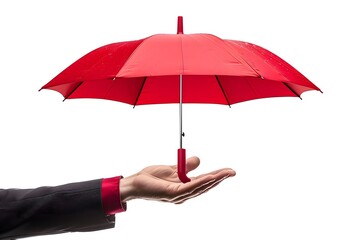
[0,179,115,239]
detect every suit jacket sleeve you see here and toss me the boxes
[0,179,115,239]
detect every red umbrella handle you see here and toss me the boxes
[178,148,191,183]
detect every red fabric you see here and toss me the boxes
[101,176,127,215]
[41,33,321,106]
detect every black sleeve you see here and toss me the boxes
[0,179,115,239]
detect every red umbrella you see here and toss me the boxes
[40,16,321,183]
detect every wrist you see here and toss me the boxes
[120,174,136,202]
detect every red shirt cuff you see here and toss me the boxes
[101,176,127,215]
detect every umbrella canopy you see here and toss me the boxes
[40,16,321,182]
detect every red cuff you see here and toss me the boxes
[101,176,127,215]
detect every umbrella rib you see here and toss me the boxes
[215,75,231,107]
[63,82,83,101]
[133,77,147,108]
[283,82,302,100]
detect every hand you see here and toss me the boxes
[120,156,236,204]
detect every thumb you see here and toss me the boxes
[186,156,200,173]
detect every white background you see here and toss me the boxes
[1,0,359,239]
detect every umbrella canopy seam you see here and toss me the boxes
[215,75,231,107]
[114,36,152,78]
[133,77,147,108]
[63,82,83,101]
[200,34,264,79]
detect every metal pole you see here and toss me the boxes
[179,74,183,149]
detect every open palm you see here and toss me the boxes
[120,157,236,204]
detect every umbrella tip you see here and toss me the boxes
[177,16,183,34]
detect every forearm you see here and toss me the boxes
[0,179,115,239]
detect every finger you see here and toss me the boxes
[193,168,236,180]
[171,168,235,200]
[167,157,201,181]
[174,168,233,202]
[173,179,221,204]
[185,156,201,174]
[174,175,230,204]
[168,156,200,172]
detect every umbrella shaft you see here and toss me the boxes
[179,74,183,148]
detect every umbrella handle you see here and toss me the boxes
[178,148,191,183]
